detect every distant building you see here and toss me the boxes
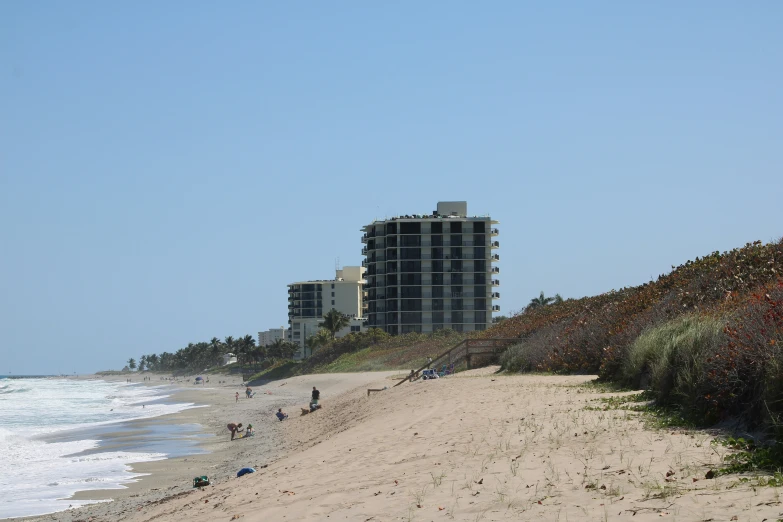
[221,353,237,366]
[258,327,287,347]
[361,201,499,334]
[287,266,366,358]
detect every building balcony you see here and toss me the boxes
[362,247,368,255]
[491,279,500,286]
[491,241,500,249]
[491,254,500,261]
[491,292,500,299]
[361,259,368,267]
[490,266,500,274]
[492,304,501,312]
[491,228,499,236]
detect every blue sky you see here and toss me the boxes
[1,3,781,374]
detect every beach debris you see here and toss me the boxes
[193,476,210,488]
[230,515,243,520]
[705,470,716,479]
[236,467,256,477]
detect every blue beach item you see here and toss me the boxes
[236,467,255,477]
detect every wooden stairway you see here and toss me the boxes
[393,338,518,387]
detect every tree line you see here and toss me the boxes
[123,309,360,373]
[125,335,300,373]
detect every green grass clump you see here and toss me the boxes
[499,342,534,372]
[622,314,724,410]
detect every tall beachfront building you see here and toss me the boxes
[361,201,499,335]
[286,266,366,358]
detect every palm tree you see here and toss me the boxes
[209,337,223,366]
[528,291,555,310]
[127,358,137,371]
[238,334,256,367]
[319,309,351,339]
[146,354,159,371]
[553,293,564,305]
[306,329,332,355]
[138,355,147,372]
[268,338,299,360]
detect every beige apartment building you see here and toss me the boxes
[258,327,286,347]
[361,201,499,335]
[287,266,366,358]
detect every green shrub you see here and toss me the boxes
[500,342,534,372]
[623,314,725,412]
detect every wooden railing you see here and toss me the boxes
[393,338,518,387]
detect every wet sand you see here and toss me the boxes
[13,371,402,521]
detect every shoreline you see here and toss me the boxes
[18,367,783,521]
[11,371,403,522]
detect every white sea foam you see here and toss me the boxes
[0,378,198,519]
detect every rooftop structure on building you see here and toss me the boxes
[287,266,366,358]
[361,201,500,335]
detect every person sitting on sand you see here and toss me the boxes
[276,408,288,421]
[310,386,321,412]
[245,424,254,436]
[246,387,253,399]
[227,422,244,440]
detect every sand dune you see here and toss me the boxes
[25,369,783,522]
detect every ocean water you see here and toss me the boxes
[0,377,200,519]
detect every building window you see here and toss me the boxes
[331,292,335,297]
[350,325,361,332]
[332,300,335,305]
[331,283,335,289]
[293,322,301,330]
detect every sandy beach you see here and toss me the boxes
[15,369,783,522]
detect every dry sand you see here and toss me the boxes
[18,369,783,521]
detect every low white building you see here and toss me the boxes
[222,353,237,366]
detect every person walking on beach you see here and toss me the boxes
[235,391,239,403]
[227,422,244,440]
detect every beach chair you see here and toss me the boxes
[438,364,448,377]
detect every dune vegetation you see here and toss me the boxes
[493,239,783,437]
